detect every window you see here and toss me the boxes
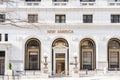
[25,38,41,70]
[80,0,95,2]
[52,0,68,6]
[80,39,96,70]
[0,14,5,22]
[83,15,93,23]
[25,0,41,2]
[55,15,66,23]
[0,34,1,41]
[29,52,38,70]
[53,0,68,2]
[5,34,8,41]
[0,51,5,57]
[83,52,92,65]
[111,15,120,23]
[108,39,120,70]
[109,0,120,2]
[28,14,38,23]
[109,52,119,68]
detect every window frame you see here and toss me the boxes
[25,0,41,2]
[0,14,5,22]
[28,14,38,23]
[83,15,93,23]
[111,15,120,23]
[80,0,95,2]
[0,34,1,41]
[53,0,68,2]
[55,14,66,23]
[5,34,8,41]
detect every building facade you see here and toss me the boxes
[0,0,120,77]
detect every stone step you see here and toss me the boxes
[19,73,49,79]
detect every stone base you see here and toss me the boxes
[7,70,13,76]
[72,72,79,77]
[41,73,49,78]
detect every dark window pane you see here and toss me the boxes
[109,52,119,68]
[80,0,95,2]
[27,40,39,47]
[0,14,5,22]
[5,34,8,41]
[109,40,120,48]
[83,52,92,70]
[111,15,120,23]
[28,14,38,23]
[83,15,93,23]
[53,0,68,2]
[26,0,41,2]
[0,51,5,57]
[56,53,65,58]
[0,34,1,41]
[29,53,38,70]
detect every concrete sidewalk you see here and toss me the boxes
[21,76,120,80]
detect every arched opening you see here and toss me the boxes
[108,38,120,70]
[80,38,96,70]
[25,38,41,70]
[52,38,69,76]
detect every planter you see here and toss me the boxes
[7,70,13,76]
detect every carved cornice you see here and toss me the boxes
[0,23,120,29]
[0,7,120,12]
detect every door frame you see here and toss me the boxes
[52,38,69,76]
[53,49,68,75]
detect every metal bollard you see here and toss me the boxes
[115,68,117,73]
[86,69,88,75]
[2,75,4,80]
[12,70,15,80]
[33,70,35,75]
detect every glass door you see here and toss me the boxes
[55,53,65,75]
[82,52,92,70]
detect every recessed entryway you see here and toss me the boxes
[80,38,96,70]
[52,38,69,76]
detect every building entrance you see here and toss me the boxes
[52,38,69,76]
[0,51,5,75]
